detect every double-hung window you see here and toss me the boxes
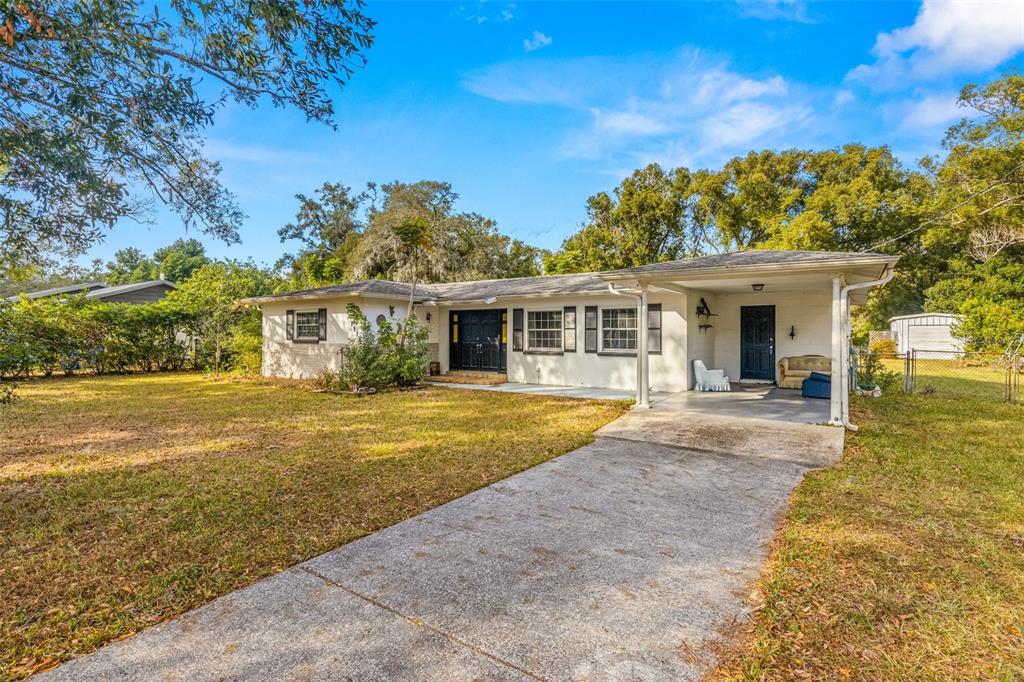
[526,310,562,350]
[601,307,637,351]
[294,311,321,341]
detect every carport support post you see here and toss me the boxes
[829,275,844,426]
[638,285,650,408]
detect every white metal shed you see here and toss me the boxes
[889,312,963,357]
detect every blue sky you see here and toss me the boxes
[87,0,1024,268]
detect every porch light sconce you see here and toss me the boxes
[752,283,765,292]
[789,325,796,340]
[389,305,395,316]
[425,312,431,322]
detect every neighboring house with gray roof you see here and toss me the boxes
[6,279,176,304]
[240,250,899,427]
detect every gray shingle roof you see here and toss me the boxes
[602,250,897,277]
[425,273,608,300]
[248,280,436,301]
[240,250,898,304]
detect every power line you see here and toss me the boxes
[868,161,1024,251]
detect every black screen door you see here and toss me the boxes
[740,305,776,381]
[450,310,504,372]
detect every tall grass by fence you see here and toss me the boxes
[854,348,1021,404]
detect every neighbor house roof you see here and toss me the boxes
[4,281,107,302]
[238,250,900,305]
[82,280,176,301]
[5,279,177,303]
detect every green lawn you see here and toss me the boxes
[719,387,1024,680]
[0,373,627,680]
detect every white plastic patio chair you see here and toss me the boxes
[693,359,731,392]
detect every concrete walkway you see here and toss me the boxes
[424,379,674,403]
[40,395,843,681]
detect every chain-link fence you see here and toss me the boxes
[852,348,1022,403]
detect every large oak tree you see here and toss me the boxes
[0,0,374,274]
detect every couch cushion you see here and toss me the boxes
[788,355,831,372]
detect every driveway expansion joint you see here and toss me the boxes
[296,566,546,681]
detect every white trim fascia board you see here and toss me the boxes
[598,256,900,282]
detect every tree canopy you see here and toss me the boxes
[544,164,701,274]
[104,238,209,284]
[278,179,545,287]
[0,0,374,274]
[545,72,1023,349]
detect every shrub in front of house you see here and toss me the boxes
[340,303,429,390]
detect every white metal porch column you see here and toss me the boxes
[830,275,845,426]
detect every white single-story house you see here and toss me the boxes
[240,250,900,428]
[889,312,963,357]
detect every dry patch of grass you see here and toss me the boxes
[0,373,627,680]
[716,392,1024,680]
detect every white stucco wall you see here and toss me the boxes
[436,293,689,392]
[713,289,833,383]
[684,290,716,388]
[260,297,440,379]
[258,286,838,389]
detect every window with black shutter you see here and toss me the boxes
[294,310,320,342]
[512,308,524,351]
[584,306,598,352]
[563,306,577,352]
[648,303,662,354]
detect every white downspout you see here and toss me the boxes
[608,282,650,409]
[839,265,896,431]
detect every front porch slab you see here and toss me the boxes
[598,385,842,468]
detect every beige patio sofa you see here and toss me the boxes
[778,355,831,389]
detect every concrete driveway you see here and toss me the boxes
[40,407,841,681]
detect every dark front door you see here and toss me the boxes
[450,310,505,372]
[740,305,776,381]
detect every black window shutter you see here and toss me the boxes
[563,306,577,352]
[512,308,524,352]
[286,309,295,341]
[648,303,662,353]
[318,308,327,341]
[584,306,598,353]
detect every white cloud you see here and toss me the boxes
[463,48,816,168]
[700,101,811,151]
[734,0,814,23]
[458,2,516,24]
[832,89,855,108]
[523,30,552,52]
[590,107,669,136]
[848,0,1024,88]
[890,91,969,131]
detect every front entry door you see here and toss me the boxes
[450,310,504,372]
[740,305,776,381]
